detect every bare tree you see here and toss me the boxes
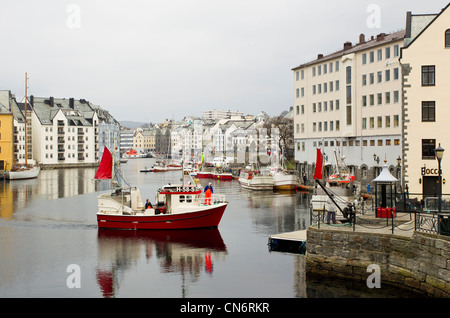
[263,114,294,161]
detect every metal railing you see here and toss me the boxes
[309,194,450,236]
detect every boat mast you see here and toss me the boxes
[24,73,28,166]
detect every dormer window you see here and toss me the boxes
[446,29,450,47]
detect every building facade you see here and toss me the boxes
[293,31,405,187]
[400,4,450,195]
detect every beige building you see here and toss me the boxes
[293,30,404,186]
[400,4,450,196]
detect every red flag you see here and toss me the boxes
[313,148,323,180]
[95,146,113,180]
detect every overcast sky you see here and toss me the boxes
[0,0,448,123]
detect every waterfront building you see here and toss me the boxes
[293,30,405,187]
[400,4,450,195]
[89,103,121,161]
[119,128,134,154]
[31,96,99,165]
[0,94,14,171]
[202,109,244,121]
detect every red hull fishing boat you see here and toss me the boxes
[95,147,228,230]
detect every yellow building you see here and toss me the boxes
[400,4,450,196]
[0,110,14,172]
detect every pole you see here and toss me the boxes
[438,157,442,234]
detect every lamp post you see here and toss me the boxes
[435,144,445,215]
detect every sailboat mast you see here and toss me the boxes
[24,73,28,166]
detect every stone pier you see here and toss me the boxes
[305,224,450,297]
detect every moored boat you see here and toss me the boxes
[5,164,40,180]
[123,147,146,159]
[272,169,299,191]
[238,169,273,190]
[95,146,228,230]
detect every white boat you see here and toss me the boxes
[238,169,273,190]
[272,169,299,191]
[6,74,40,181]
[123,147,146,159]
[5,164,40,180]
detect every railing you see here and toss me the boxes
[309,195,450,236]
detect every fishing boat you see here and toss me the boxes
[272,169,299,191]
[238,168,273,190]
[123,147,146,159]
[211,169,233,180]
[95,146,228,230]
[311,148,359,214]
[5,73,40,180]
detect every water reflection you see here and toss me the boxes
[96,228,228,298]
[0,168,100,218]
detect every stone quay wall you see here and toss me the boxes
[305,227,450,297]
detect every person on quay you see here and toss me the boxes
[326,194,337,224]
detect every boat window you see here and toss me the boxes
[179,195,185,203]
[186,195,192,203]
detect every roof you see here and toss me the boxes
[292,30,406,70]
[32,96,96,126]
[372,163,398,183]
[402,3,450,51]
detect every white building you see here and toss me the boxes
[293,30,405,186]
[400,4,450,196]
[202,109,244,121]
[31,97,99,165]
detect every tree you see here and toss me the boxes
[263,114,294,161]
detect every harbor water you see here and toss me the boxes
[0,159,420,298]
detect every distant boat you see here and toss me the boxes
[123,147,146,158]
[5,164,40,180]
[6,73,40,180]
[238,168,273,190]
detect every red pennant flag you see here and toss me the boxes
[95,146,113,180]
[313,148,323,180]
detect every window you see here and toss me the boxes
[370,51,374,63]
[385,92,391,104]
[362,53,367,64]
[362,95,367,106]
[394,45,399,57]
[385,116,390,127]
[385,69,390,81]
[362,118,367,129]
[446,29,450,47]
[377,116,382,128]
[362,74,367,86]
[377,71,382,83]
[346,66,352,84]
[385,47,391,59]
[346,86,352,104]
[422,101,436,122]
[335,80,339,91]
[422,139,436,159]
[377,49,382,61]
[422,65,435,86]
[335,61,340,71]
[393,68,399,80]
[346,106,352,125]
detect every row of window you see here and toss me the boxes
[363,90,400,106]
[362,45,400,64]
[362,115,400,129]
[296,138,401,151]
[362,68,400,85]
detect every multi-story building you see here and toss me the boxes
[31,96,99,165]
[119,128,134,154]
[89,103,120,161]
[202,109,244,121]
[293,30,405,186]
[0,94,14,171]
[400,4,450,195]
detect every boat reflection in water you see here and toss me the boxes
[96,228,227,298]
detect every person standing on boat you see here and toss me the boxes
[145,199,153,209]
[326,194,337,224]
[204,182,213,205]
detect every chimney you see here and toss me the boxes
[317,54,324,59]
[49,96,54,107]
[376,33,386,41]
[343,41,352,50]
[359,33,365,44]
[69,98,74,109]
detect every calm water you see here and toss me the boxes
[0,159,422,298]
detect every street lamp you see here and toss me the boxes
[436,144,445,215]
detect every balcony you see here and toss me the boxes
[77,136,84,143]
[58,128,65,135]
[78,154,85,161]
[58,137,65,144]
[58,155,65,161]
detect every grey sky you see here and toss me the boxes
[0,0,448,123]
